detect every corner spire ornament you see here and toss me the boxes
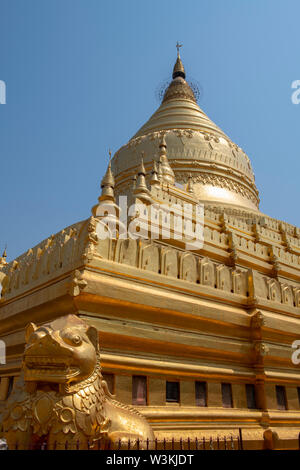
[0,246,7,267]
[176,41,183,57]
[134,153,152,203]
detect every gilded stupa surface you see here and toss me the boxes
[113,51,259,212]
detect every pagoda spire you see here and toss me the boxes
[150,160,160,187]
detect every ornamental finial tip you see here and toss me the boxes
[176,41,183,58]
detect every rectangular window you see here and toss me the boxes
[166,381,180,403]
[102,373,115,395]
[195,381,207,407]
[246,384,256,409]
[7,377,14,398]
[276,386,287,410]
[132,376,147,406]
[222,383,233,408]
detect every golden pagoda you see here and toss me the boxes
[0,49,300,450]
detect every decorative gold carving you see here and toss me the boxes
[174,129,194,139]
[199,257,215,287]
[266,279,282,303]
[120,129,255,182]
[69,270,87,297]
[2,315,154,450]
[251,311,265,329]
[227,232,238,267]
[162,76,196,103]
[0,221,90,300]
[115,239,138,267]
[232,270,247,296]
[293,288,300,308]
[140,243,160,273]
[176,173,259,206]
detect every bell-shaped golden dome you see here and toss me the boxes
[112,51,260,212]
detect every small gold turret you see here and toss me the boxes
[99,152,115,202]
[186,174,194,194]
[159,135,175,185]
[162,44,196,104]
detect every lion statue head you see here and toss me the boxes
[23,315,99,390]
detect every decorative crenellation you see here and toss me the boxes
[250,311,265,329]
[204,205,300,265]
[270,246,300,270]
[221,213,253,233]
[0,218,99,301]
[2,209,300,305]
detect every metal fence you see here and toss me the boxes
[3,429,300,450]
[2,429,244,450]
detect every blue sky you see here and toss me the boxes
[1,0,300,261]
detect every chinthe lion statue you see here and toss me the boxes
[1,314,154,450]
